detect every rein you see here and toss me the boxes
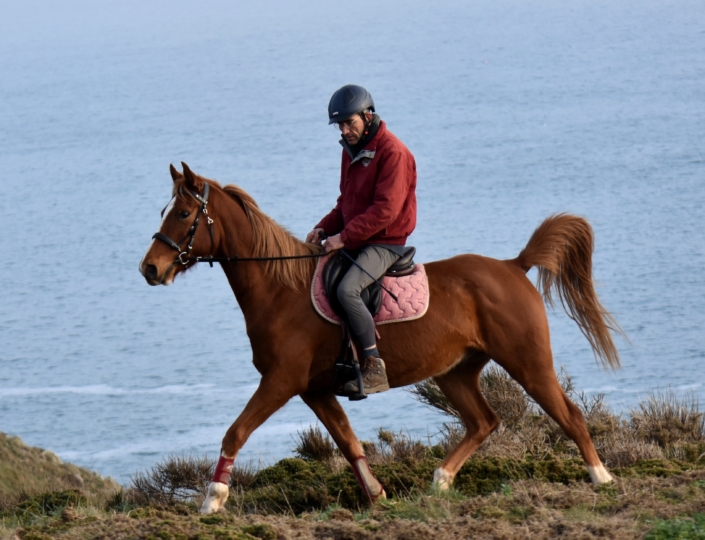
[152,183,325,269]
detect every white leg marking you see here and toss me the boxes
[200,481,229,514]
[587,464,614,485]
[353,459,385,499]
[432,467,453,491]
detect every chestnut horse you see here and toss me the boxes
[139,163,623,514]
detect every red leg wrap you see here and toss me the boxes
[212,455,234,485]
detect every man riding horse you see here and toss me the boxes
[306,84,417,396]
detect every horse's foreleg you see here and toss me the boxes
[301,392,386,501]
[431,355,499,490]
[200,375,299,514]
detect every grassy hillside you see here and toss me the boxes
[0,432,119,505]
[2,368,705,539]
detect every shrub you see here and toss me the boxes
[630,390,705,448]
[294,426,338,462]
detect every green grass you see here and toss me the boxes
[645,513,705,539]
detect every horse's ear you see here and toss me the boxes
[181,162,204,191]
[169,163,182,183]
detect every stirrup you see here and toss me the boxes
[348,351,367,401]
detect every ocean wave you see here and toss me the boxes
[0,383,219,397]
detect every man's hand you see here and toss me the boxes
[306,228,326,244]
[324,234,344,253]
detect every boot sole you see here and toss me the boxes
[344,382,390,395]
[365,383,390,395]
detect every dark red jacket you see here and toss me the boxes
[316,121,417,250]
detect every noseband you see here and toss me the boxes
[152,183,215,267]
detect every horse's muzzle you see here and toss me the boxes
[139,259,162,286]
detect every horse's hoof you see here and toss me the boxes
[432,467,453,491]
[372,488,387,502]
[588,464,614,485]
[200,481,229,514]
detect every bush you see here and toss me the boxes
[630,390,704,448]
[294,426,338,462]
[129,454,256,506]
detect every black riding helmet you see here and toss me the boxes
[328,84,375,125]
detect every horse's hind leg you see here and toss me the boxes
[498,351,613,485]
[432,353,500,490]
[301,392,386,501]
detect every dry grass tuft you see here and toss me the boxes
[368,429,431,464]
[128,454,257,506]
[481,364,532,428]
[294,425,338,462]
[408,379,461,419]
[629,389,704,447]
[129,454,214,505]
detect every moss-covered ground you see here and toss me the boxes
[3,369,705,539]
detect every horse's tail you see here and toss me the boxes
[512,213,624,370]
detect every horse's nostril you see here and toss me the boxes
[145,264,158,280]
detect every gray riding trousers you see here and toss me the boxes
[336,245,400,350]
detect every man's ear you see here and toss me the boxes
[169,163,183,183]
[181,162,204,192]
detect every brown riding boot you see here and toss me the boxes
[344,356,390,395]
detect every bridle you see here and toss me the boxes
[152,183,216,267]
[152,182,325,270]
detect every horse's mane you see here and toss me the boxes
[221,184,321,290]
[174,177,320,290]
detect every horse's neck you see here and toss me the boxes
[213,192,306,320]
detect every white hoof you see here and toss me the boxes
[587,464,614,485]
[200,481,229,514]
[432,467,453,491]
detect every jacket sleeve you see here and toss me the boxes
[340,150,410,248]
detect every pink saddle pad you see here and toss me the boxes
[311,254,430,325]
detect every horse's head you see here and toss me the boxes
[139,162,215,285]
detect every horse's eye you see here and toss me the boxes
[178,210,191,219]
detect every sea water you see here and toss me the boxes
[1,0,703,483]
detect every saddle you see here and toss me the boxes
[322,246,417,320]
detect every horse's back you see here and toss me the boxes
[422,254,550,358]
[424,253,540,307]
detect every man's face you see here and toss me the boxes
[337,112,372,145]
